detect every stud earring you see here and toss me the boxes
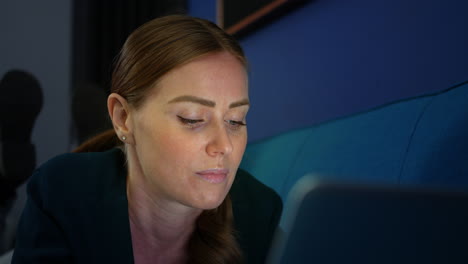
[122,136,126,141]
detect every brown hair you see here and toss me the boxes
[73,15,245,263]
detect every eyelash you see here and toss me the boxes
[177,116,246,129]
[226,120,247,130]
[177,116,204,128]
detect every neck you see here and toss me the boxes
[126,153,202,263]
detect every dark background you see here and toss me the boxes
[1,0,468,166]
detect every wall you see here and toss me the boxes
[2,0,467,161]
[0,1,72,165]
[189,0,468,142]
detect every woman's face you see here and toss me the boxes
[129,52,249,210]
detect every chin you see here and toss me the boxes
[194,194,227,210]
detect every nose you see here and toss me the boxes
[206,124,233,157]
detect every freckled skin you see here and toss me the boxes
[127,51,249,211]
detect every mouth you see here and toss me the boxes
[196,169,229,184]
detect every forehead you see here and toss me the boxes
[148,52,248,104]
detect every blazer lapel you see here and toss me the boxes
[93,149,134,263]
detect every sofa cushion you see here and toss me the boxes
[288,97,429,197]
[400,81,468,189]
[241,81,468,201]
[240,128,311,199]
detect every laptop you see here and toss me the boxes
[267,175,468,264]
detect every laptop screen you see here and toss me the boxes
[267,176,468,264]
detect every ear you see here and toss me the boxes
[107,93,133,144]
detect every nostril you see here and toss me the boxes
[206,137,233,156]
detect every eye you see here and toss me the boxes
[177,116,204,128]
[226,120,247,130]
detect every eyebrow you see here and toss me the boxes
[168,95,250,108]
[229,98,250,108]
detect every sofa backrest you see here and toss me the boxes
[240,81,468,202]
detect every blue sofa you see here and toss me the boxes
[240,81,468,216]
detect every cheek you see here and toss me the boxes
[231,131,247,164]
[136,129,197,192]
[135,119,178,167]
[148,128,203,168]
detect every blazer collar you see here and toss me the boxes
[93,148,134,263]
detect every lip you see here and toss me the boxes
[196,169,229,184]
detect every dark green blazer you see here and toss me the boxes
[12,148,282,263]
